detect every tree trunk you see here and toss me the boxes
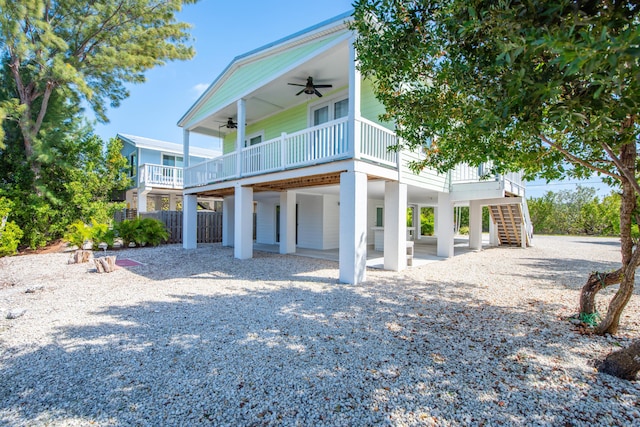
[596,141,638,335]
[597,339,640,380]
[579,269,622,315]
[578,140,639,335]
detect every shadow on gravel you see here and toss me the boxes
[102,244,343,284]
[506,257,623,291]
[1,273,637,426]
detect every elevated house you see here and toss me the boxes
[178,11,532,284]
[118,134,219,213]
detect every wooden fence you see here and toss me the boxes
[116,210,223,244]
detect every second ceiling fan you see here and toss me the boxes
[288,76,332,97]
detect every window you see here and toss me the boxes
[376,207,383,227]
[309,92,349,126]
[334,98,349,119]
[246,134,263,147]
[162,154,183,167]
[311,97,348,126]
[129,153,137,177]
[313,106,329,126]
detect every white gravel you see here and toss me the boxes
[0,235,638,426]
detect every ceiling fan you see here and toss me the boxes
[217,117,237,129]
[288,76,332,97]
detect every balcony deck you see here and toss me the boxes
[184,118,523,194]
[138,164,184,189]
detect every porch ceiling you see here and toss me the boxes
[193,173,441,205]
[192,39,350,138]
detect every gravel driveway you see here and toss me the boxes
[0,235,638,426]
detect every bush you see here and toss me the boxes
[116,218,168,247]
[458,226,469,235]
[64,220,93,248]
[90,219,115,250]
[420,207,434,235]
[0,221,23,257]
[0,197,24,257]
[138,218,169,246]
[115,219,143,247]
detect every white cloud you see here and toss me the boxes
[192,83,209,97]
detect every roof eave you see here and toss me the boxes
[177,10,354,128]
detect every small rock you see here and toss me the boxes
[569,318,582,325]
[7,308,26,319]
[25,285,44,294]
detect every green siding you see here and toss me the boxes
[222,103,308,154]
[188,32,347,128]
[360,78,393,131]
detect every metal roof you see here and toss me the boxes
[117,134,219,158]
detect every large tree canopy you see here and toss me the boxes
[0,0,197,175]
[352,0,639,338]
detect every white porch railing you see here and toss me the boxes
[185,152,238,187]
[358,118,398,167]
[185,119,351,187]
[183,117,525,193]
[138,164,183,188]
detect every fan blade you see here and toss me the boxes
[288,83,305,87]
[296,88,306,96]
[314,84,333,88]
[314,89,323,97]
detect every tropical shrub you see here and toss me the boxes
[63,220,93,249]
[115,218,168,247]
[0,197,23,256]
[90,219,115,250]
[138,218,169,246]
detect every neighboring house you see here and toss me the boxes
[177,11,532,284]
[118,134,219,213]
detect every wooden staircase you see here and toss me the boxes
[489,203,531,247]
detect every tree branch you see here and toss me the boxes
[33,82,55,136]
[539,133,622,180]
[600,140,640,195]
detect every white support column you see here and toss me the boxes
[279,190,296,254]
[348,36,362,159]
[183,194,197,249]
[183,129,190,168]
[489,213,499,246]
[222,196,234,247]
[384,181,407,271]
[137,190,149,213]
[339,171,368,284]
[234,184,253,259]
[469,200,483,251]
[236,99,246,176]
[169,193,178,211]
[436,192,454,258]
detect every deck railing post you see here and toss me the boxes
[281,132,287,170]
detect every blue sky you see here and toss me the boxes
[93,0,353,151]
[91,0,609,199]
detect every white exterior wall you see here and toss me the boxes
[297,194,324,250]
[322,194,340,250]
[256,198,278,244]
